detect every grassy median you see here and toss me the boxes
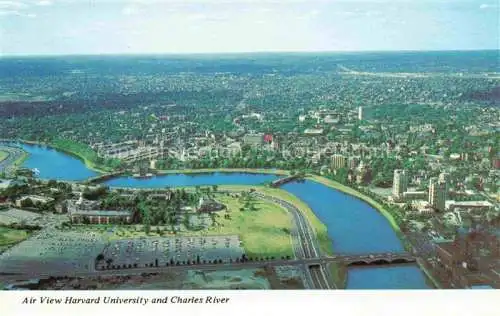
[0,226,30,252]
[0,150,7,163]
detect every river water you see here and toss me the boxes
[105,173,279,188]
[19,143,430,289]
[20,144,98,180]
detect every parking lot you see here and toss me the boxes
[0,208,68,228]
[98,235,244,269]
[0,208,41,226]
[0,228,105,274]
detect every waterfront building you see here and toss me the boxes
[429,178,447,212]
[434,232,500,289]
[392,169,408,199]
[331,154,347,170]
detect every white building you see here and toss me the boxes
[15,195,54,208]
[445,200,493,212]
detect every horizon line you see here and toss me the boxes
[1,48,499,58]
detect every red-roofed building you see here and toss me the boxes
[263,134,273,143]
[493,158,500,169]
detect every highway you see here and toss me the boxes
[251,192,335,289]
[309,265,330,289]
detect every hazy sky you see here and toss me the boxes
[0,0,499,55]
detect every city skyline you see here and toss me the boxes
[1,0,499,56]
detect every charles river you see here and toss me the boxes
[20,143,430,289]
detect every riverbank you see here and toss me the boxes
[12,151,29,169]
[307,175,401,235]
[329,263,348,289]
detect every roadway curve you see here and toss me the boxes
[0,145,25,174]
[251,192,336,289]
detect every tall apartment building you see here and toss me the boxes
[392,169,408,198]
[331,154,347,170]
[439,172,450,192]
[429,177,447,212]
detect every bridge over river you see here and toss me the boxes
[0,252,415,284]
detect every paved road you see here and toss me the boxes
[0,253,415,283]
[309,265,331,289]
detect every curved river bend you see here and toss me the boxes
[18,143,429,289]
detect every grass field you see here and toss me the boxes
[0,150,7,163]
[212,194,294,258]
[0,227,29,251]
[194,184,333,256]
